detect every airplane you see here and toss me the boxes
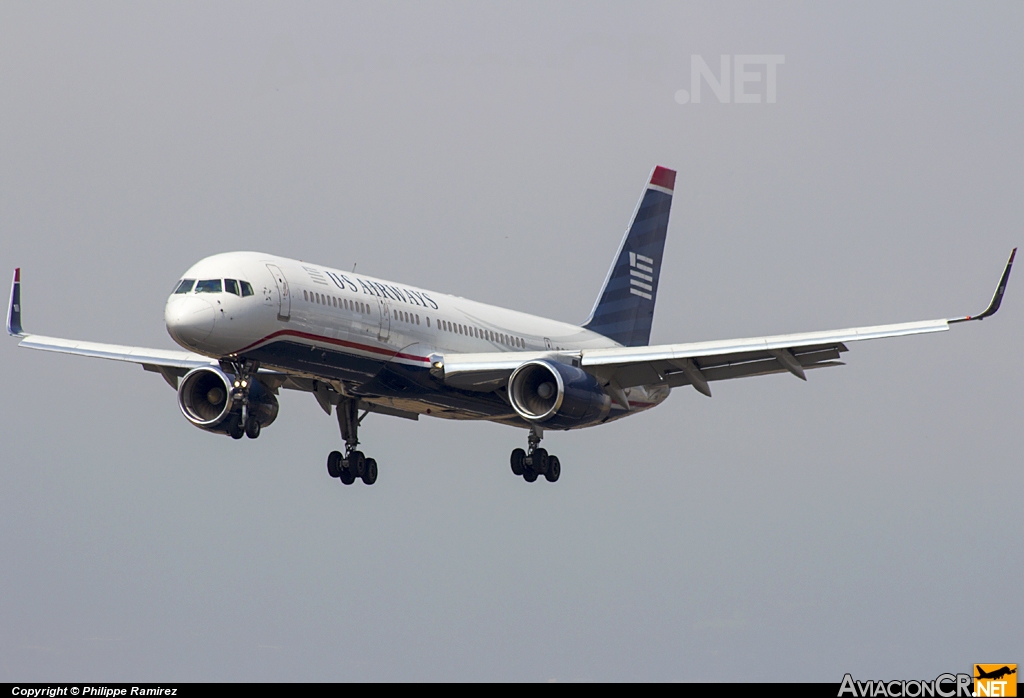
[976,666,1017,681]
[5,167,1016,486]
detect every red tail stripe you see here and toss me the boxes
[649,166,676,191]
[233,329,431,363]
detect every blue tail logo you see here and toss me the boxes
[582,167,674,346]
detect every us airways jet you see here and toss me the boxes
[6,167,1016,485]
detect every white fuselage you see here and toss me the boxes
[164,251,669,423]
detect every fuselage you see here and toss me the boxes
[164,251,669,425]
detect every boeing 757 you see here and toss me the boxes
[6,167,1016,485]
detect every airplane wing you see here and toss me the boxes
[438,248,1016,398]
[6,268,295,391]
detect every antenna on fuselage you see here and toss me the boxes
[352,263,357,273]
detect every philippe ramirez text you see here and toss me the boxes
[11,690,177,698]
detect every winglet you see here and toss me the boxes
[949,248,1016,324]
[7,268,24,337]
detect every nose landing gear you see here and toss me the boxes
[510,426,560,483]
[224,360,263,440]
[326,398,379,486]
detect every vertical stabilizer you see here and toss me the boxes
[582,166,674,346]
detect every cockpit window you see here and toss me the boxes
[240,281,254,297]
[225,279,240,296]
[174,279,195,294]
[195,279,222,294]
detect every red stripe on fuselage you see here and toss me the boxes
[232,329,431,364]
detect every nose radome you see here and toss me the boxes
[165,296,216,348]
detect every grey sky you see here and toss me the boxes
[1,1,1021,682]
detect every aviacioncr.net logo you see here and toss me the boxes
[838,673,973,698]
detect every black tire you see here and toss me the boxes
[544,455,560,482]
[327,450,343,478]
[339,469,356,485]
[245,418,261,439]
[523,469,538,483]
[532,448,549,475]
[362,458,378,485]
[510,448,526,476]
[348,451,366,477]
[227,416,244,440]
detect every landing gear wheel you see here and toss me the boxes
[227,416,244,440]
[544,455,560,482]
[348,450,366,477]
[339,469,356,485]
[327,451,343,478]
[362,458,378,485]
[244,417,261,439]
[510,448,526,476]
[532,448,549,475]
[523,469,538,482]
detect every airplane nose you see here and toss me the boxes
[165,296,216,348]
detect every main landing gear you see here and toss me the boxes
[326,398,378,486]
[225,360,262,440]
[510,426,560,483]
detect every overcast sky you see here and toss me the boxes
[1,1,1021,682]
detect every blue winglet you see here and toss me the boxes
[7,268,23,336]
[948,248,1016,324]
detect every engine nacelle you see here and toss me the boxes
[508,360,611,429]
[177,366,279,435]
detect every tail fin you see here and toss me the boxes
[582,166,674,346]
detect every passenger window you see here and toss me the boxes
[174,279,195,294]
[195,279,222,293]
[225,279,240,295]
[240,281,254,297]
[416,314,420,325]
[426,317,430,327]
[304,290,309,301]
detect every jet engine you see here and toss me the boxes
[177,366,279,436]
[508,360,610,429]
